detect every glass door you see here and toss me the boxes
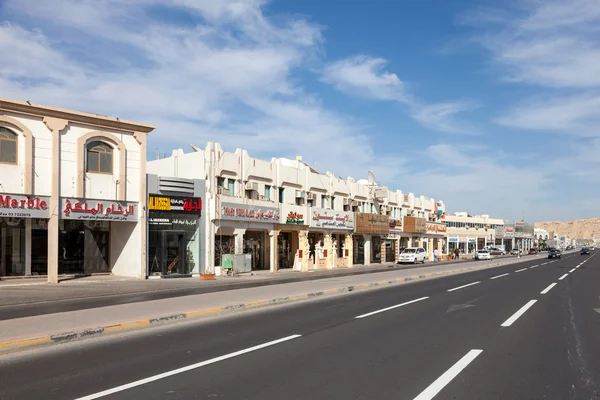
[163,231,187,275]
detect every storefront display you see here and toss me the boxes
[148,194,202,276]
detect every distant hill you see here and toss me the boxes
[535,218,600,239]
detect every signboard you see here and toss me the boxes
[149,214,198,229]
[448,237,458,243]
[389,219,402,231]
[504,227,515,238]
[426,222,447,234]
[148,195,202,215]
[310,208,354,230]
[0,194,50,218]
[280,204,307,225]
[468,238,477,243]
[403,216,426,234]
[61,198,138,221]
[220,202,280,222]
[355,213,389,235]
[495,226,505,238]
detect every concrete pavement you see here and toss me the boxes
[0,250,595,399]
[0,253,550,353]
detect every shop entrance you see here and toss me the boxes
[244,231,265,270]
[59,221,110,275]
[385,239,396,262]
[0,219,25,276]
[371,236,382,263]
[353,235,365,265]
[164,231,187,275]
[278,232,294,269]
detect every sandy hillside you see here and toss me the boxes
[535,218,600,239]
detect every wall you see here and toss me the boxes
[110,220,144,278]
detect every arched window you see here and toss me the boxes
[0,127,18,164]
[86,141,113,174]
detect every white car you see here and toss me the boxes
[474,249,492,260]
[398,247,427,264]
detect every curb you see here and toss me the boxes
[0,257,530,354]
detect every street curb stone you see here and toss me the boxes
[0,256,540,354]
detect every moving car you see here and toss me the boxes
[474,249,492,260]
[581,247,590,255]
[488,248,506,256]
[398,247,427,264]
[548,247,562,259]
[528,248,538,255]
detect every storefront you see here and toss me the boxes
[386,218,404,263]
[448,237,459,255]
[354,213,389,265]
[308,208,355,269]
[59,198,138,275]
[403,216,427,249]
[504,226,515,251]
[148,195,203,277]
[0,194,50,277]
[218,201,280,271]
[277,204,307,270]
[424,222,446,260]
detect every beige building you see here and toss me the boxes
[444,212,504,256]
[0,98,153,282]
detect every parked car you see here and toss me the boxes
[398,247,427,264]
[548,248,562,259]
[528,248,538,255]
[590,246,596,251]
[510,248,520,256]
[581,247,590,255]
[474,249,492,260]
[488,248,506,255]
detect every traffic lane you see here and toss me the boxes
[68,253,582,399]
[0,254,544,321]
[0,253,576,399]
[438,251,600,400]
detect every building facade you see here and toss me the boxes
[0,98,153,282]
[444,213,504,255]
[147,143,447,274]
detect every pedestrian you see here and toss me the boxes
[454,247,460,260]
[433,248,439,262]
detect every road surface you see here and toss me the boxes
[0,251,598,399]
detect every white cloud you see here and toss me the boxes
[322,55,478,134]
[0,0,402,183]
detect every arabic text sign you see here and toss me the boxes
[403,216,426,233]
[426,222,447,234]
[354,212,389,235]
[0,194,50,218]
[220,202,280,222]
[60,198,138,221]
[280,204,308,225]
[310,208,354,230]
[148,195,202,214]
[149,215,198,228]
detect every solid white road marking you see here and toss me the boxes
[354,297,429,319]
[569,268,576,273]
[530,264,539,268]
[447,281,481,292]
[501,300,538,327]
[74,335,302,399]
[559,274,569,280]
[413,349,483,400]
[540,283,557,294]
[490,273,509,280]
[514,268,527,273]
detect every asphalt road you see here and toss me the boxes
[0,256,512,321]
[0,251,598,400]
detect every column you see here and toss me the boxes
[428,238,433,261]
[437,239,442,260]
[43,117,68,284]
[363,234,371,265]
[25,218,32,276]
[324,233,333,269]
[344,234,353,268]
[269,230,279,273]
[380,238,386,264]
[233,228,246,254]
[395,238,400,263]
[298,230,309,271]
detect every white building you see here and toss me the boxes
[148,143,447,274]
[444,212,504,256]
[0,98,153,282]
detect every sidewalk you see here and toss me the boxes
[0,253,544,353]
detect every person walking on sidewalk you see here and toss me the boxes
[454,247,460,260]
[433,248,439,262]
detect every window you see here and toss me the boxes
[371,204,375,213]
[279,187,285,203]
[331,196,335,210]
[321,195,326,208]
[265,185,271,200]
[217,177,226,188]
[86,141,113,173]
[0,127,18,164]
[228,179,235,196]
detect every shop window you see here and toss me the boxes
[86,141,113,174]
[0,127,18,164]
[265,185,271,200]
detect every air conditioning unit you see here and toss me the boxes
[217,187,231,196]
[380,205,387,213]
[343,198,350,205]
[295,190,305,198]
[245,182,258,191]
[307,193,315,200]
[351,200,360,207]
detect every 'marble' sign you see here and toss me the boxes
[0,194,50,218]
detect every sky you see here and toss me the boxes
[0,0,598,222]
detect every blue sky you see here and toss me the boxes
[1,0,599,222]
